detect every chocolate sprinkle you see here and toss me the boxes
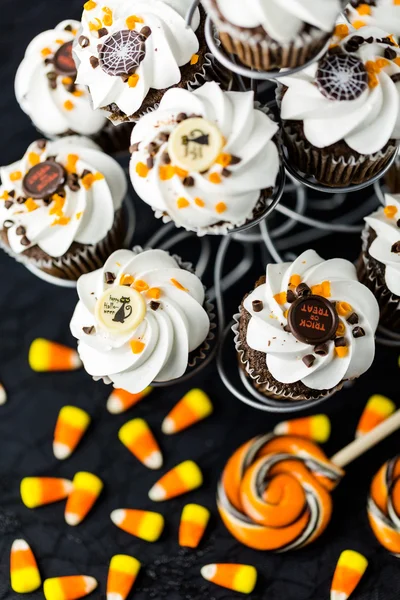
[36,139,47,150]
[16,196,26,204]
[20,236,30,246]
[150,301,160,311]
[397,219,400,228]
[16,226,26,236]
[141,26,152,39]
[146,157,154,169]
[105,271,116,284]
[183,176,195,187]
[316,54,368,101]
[296,283,311,298]
[347,312,359,325]
[148,142,158,155]
[3,220,14,229]
[314,343,329,356]
[391,241,400,254]
[222,168,232,178]
[129,142,140,153]
[353,326,365,338]
[176,113,188,123]
[96,27,108,39]
[334,337,346,347]
[90,56,99,69]
[286,289,296,304]
[99,30,147,76]
[302,354,315,368]
[79,35,90,48]
[385,47,397,60]
[158,132,169,143]
[4,200,13,209]
[162,152,171,165]
[252,300,263,313]
[83,326,95,335]
[230,156,241,165]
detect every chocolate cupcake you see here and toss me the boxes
[15,19,132,154]
[358,194,400,331]
[346,1,400,39]
[385,154,400,193]
[278,26,400,187]
[201,0,341,71]
[129,82,280,235]
[0,137,128,281]
[70,247,215,392]
[234,250,379,402]
[74,0,230,124]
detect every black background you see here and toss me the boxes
[0,2,399,599]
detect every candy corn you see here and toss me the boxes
[330,550,368,600]
[110,509,164,542]
[0,382,7,405]
[10,539,41,593]
[161,389,213,435]
[118,419,162,469]
[107,387,152,414]
[148,460,203,501]
[201,564,257,594]
[43,575,97,600]
[21,477,72,508]
[65,472,103,526]
[53,406,91,460]
[179,504,210,548]
[107,555,141,600]
[29,338,82,372]
[356,395,396,438]
[274,414,331,443]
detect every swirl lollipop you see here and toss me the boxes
[368,456,400,556]
[218,410,400,552]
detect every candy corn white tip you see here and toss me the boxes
[0,384,7,405]
[273,422,288,435]
[65,512,81,526]
[110,509,125,526]
[11,539,30,551]
[331,593,348,600]
[201,565,217,581]
[83,576,97,593]
[145,452,163,470]
[53,442,71,460]
[107,594,124,600]
[148,484,165,502]
[107,396,123,414]
[161,418,175,435]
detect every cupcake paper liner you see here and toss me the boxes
[232,311,343,403]
[358,227,400,331]
[201,0,330,71]
[0,206,128,282]
[384,155,400,194]
[90,245,217,388]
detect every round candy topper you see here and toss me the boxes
[288,295,338,345]
[168,117,224,173]
[95,286,146,334]
[316,54,368,102]
[99,30,146,77]
[54,41,77,77]
[22,161,65,199]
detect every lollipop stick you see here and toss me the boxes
[331,408,400,468]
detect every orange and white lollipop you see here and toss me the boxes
[217,434,344,552]
[368,456,400,556]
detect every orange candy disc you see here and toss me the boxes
[368,457,400,556]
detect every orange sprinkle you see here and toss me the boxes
[49,194,65,217]
[28,152,40,166]
[289,274,301,287]
[62,77,73,85]
[311,281,331,298]
[66,154,79,174]
[366,60,379,74]
[336,301,352,316]
[73,90,85,97]
[335,346,349,358]
[195,198,205,208]
[121,274,134,286]
[175,167,189,179]
[388,34,399,47]
[190,54,199,65]
[41,47,52,57]
[368,74,379,88]
[76,212,82,220]
[273,292,287,305]
[0,191,10,200]
[56,39,65,45]
[356,3,371,15]
[171,278,189,292]
[209,173,222,185]
[336,322,346,336]
[376,58,390,69]
[134,280,149,292]
[215,202,227,214]
[136,162,149,178]
[126,15,144,29]
[384,205,398,218]
[352,19,366,29]
[25,198,39,212]
[89,18,103,31]
[84,0,97,9]
[130,340,145,354]
[52,216,71,226]
[94,172,104,181]
[334,24,349,38]
[64,100,74,111]
[10,171,22,181]
[128,74,140,88]
[159,165,175,181]
[102,8,113,26]
[177,197,190,209]
[394,57,400,67]
[216,153,232,167]
[147,288,161,300]
[82,173,95,189]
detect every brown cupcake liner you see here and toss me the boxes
[281,123,397,187]
[232,311,343,403]
[358,227,400,332]
[92,245,217,388]
[0,206,128,282]
[202,0,330,71]
[384,155,400,194]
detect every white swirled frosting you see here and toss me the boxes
[243,250,379,390]
[70,249,210,392]
[130,82,280,234]
[212,0,341,43]
[365,194,400,296]
[280,26,400,155]
[0,137,126,258]
[347,1,400,37]
[15,20,106,137]
[74,0,200,117]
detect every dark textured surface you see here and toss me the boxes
[0,2,399,599]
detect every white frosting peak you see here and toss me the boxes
[15,20,106,137]
[214,0,341,43]
[0,137,126,258]
[244,250,379,390]
[365,194,400,296]
[347,1,400,37]
[74,0,200,117]
[70,248,210,392]
[280,26,400,155]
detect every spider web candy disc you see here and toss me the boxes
[99,30,146,77]
[316,54,368,102]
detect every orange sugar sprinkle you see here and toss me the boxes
[388,34,399,47]
[41,47,52,57]
[352,20,366,29]
[136,162,149,178]
[376,58,390,69]
[49,194,65,216]
[159,165,175,181]
[103,14,113,25]
[336,301,352,316]
[216,153,232,167]
[89,18,103,31]
[94,172,104,181]
[126,15,144,29]
[121,274,134,286]
[283,309,289,319]
[0,191,10,200]
[384,205,398,218]
[134,280,149,292]
[209,173,222,184]
[130,340,145,354]
[56,39,65,44]
[190,54,199,65]
[66,154,79,174]
[289,274,301,287]
[334,24,349,38]
[73,90,85,97]
[321,281,331,297]
[194,197,205,207]
[215,202,227,214]
[273,291,287,305]
[175,166,189,178]
[84,0,97,9]
[356,3,372,15]
[368,74,379,88]
[28,152,40,166]
[10,171,22,181]
[25,198,39,212]
[82,173,95,189]
[128,74,140,88]
[147,288,161,299]
[76,212,83,220]
[336,322,346,336]
[171,278,189,292]
[335,346,348,358]
[51,216,71,226]
[366,60,379,73]
[62,77,73,85]
[64,100,74,111]
[394,57,400,67]
[177,197,190,209]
